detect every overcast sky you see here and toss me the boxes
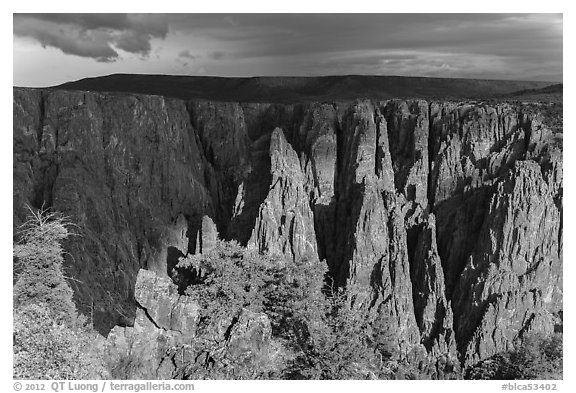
[13,13,563,87]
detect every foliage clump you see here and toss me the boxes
[466,333,563,380]
[14,304,108,379]
[13,206,108,379]
[13,207,77,322]
[173,240,387,379]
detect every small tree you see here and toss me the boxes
[169,240,392,380]
[173,241,282,379]
[13,206,76,323]
[13,206,109,379]
[178,241,277,333]
[292,285,380,379]
[266,263,382,380]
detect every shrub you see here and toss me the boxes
[13,206,77,323]
[283,284,382,380]
[177,241,280,332]
[507,333,563,379]
[13,206,109,379]
[466,332,563,380]
[13,303,109,379]
[172,240,392,380]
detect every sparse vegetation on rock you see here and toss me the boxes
[466,333,563,380]
[13,207,108,379]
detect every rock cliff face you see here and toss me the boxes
[247,128,318,261]
[14,89,215,332]
[13,86,562,372]
[105,269,272,379]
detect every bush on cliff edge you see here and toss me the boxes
[13,206,108,379]
[466,333,563,380]
[175,241,384,379]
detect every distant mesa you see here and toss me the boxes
[45,73,559,103]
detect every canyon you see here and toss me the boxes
[13,77,563,375]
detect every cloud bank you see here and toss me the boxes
[14,13,168,62]
[13,13,562,84]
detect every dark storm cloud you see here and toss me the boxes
[13,14,168,61]
[22,13,168,35]
[14,17,117,62]
[13,13,562,81]
[115,30,154,55]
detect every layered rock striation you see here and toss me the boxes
[13,86,562,371]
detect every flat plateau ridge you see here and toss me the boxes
[54,73,556,103]
[13,74,562,377]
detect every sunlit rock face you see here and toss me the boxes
[248,127,318,261]
[104,269,272,379]
[14,86,562,371]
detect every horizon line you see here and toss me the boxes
[14,72,562,89]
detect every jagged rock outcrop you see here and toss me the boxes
[383,99,430,208]
[13,86,562,374]
[453,161,562,366]
[105,269,273,379]
[248,128,318,261]
[187,101,252,237]
[320,101,424,360]
[297,104,339,262]
[105,269,200,379]
[133,269,199,336]
[193,215,218,254]
[411,214,456,358]
[424,102,562,367]
[428,102,558,293]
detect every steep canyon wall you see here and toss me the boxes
[13,87,562,369]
